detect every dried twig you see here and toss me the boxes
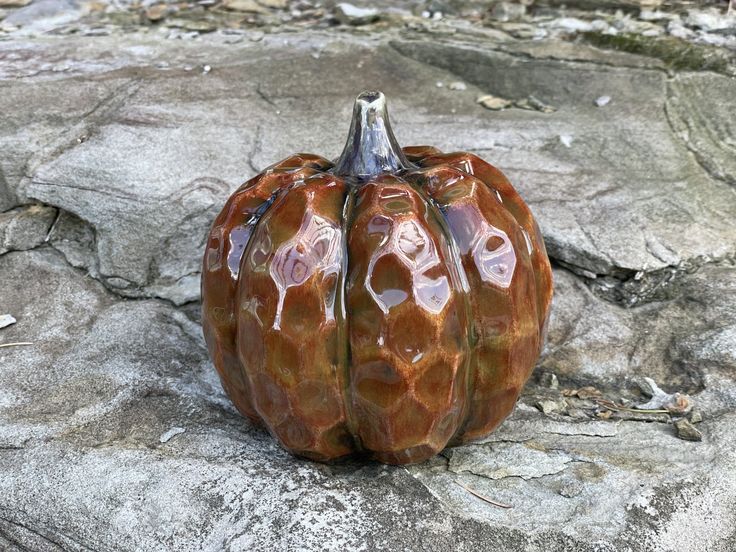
[594,398,668,414]
[0,342,34,349]
[455,481,512,509]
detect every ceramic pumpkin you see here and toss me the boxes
[202,91,553,465]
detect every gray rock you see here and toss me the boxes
[4,0,84,31]
[0,314,16,329]
[1,19,736,552]
[447,442,574,480]
[666,72,736,187]
[541,265,736,393]
[684,8,734,32]
[0,204,56,255]
[47,209,99,276]
[489,2,526,22]
[334,3,379,25]
[674,418,702,442]
[1,33,732,305]
[390,38,736,277]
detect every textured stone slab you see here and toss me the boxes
[1,32,734,303]
[1,23,736,552]
[0,204,56,255]
[1,245,735,551]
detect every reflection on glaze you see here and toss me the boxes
[270,211,341,330]
[227,224,253,277]
[446,205,516,288]
[366,217,450,315]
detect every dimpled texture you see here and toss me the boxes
[202,147,553,464]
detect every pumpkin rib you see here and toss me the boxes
[403,171,477,447]
[235,173,355,460]
[345,174,470,463]
[411,163,541,443]
[335,182,362,454]
[420,151,553,351]
[202,156,331,423]
[445,152,553,330]
[202,173,294,421]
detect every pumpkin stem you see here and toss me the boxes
[333,91,414,180]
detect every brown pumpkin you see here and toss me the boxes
[202,91,553,465]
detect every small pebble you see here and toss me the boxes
[490,1,526,22]
[559,134,574,148]
[436,81,444,88]
[514,96,556,113]
[159,427,186,443]
[527,95,557,113]
[536,399,563,415]
[674,418,702,442]
[335,2,379,26]
[477,94,511,111]
[689,410,703,424]
[540,372,559,390]
[595,95,611,107]
[221,0,267,13]
[0,314,16,330]
[449,81,467,91]
[202,64,212,74]
[145,4,167,22]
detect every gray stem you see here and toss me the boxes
[332,91,414,181]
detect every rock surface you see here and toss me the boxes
[1,1,736,550]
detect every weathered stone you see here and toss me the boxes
[447,442,574,480]
[0,204,56,255]
[221,0,267,13]
[0,314,16,329]
[0,33,731,305]
[489,1,526,22]
[3,0,85,31]
[47,210,99,276]
[666,72,736,187]
[334,2,379,25]
[541,265,736,393]
[674,418,702,441]
[1,9,736,551]
[476,93,512,110]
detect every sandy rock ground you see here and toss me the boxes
[0,0,735,550]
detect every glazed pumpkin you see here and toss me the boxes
[202,91,553,465]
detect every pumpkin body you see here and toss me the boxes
[202,93,552,464]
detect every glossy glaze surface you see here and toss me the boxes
[202,92,553,464]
